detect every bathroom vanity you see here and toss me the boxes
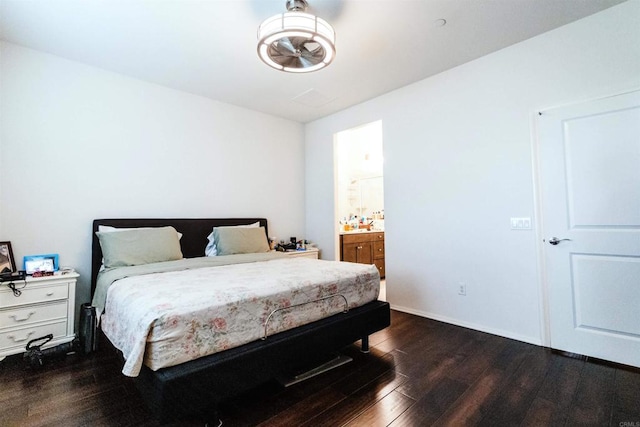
[340,231,385,278]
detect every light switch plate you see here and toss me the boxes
[510,217,532,230]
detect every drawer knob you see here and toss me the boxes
[357,246,363,250]
[9,331,35,343]
[10,311,36,322]
[378,248,383,252]
[46,292,55,296]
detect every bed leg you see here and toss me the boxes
[361,335,370,353]
[204,414,222,427]
[203,406,221,427]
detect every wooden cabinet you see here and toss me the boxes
[373,239,385,278]
[340,232,385,278]
[0,272,78,360]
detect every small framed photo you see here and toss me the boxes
[23,254,59,275]
[0,241,17,274]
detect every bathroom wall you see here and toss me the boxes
[335,120,384,224]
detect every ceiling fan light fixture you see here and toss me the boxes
[257,0,336,73]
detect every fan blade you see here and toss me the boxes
[270,51,296,62]
[268,45,300,67]
[270,52,305,68]
[283,57,303,68]
[302,41,321,53]
[275,37,297,55]
[299,50,323,66]
[295,55,316,68]
[300,48,322,59]
[269,36,325,69]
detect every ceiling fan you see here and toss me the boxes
[257,0,336,73]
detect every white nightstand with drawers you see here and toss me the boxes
[0,272,78,360]
[283,247,320,259]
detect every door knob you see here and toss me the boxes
[549,237,571,245]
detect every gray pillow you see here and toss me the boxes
[213,226,270,256]
[96,226,183,268]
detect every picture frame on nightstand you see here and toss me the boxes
[0,241,16,274]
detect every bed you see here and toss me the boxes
[90,218,391,424]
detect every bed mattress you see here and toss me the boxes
[98,256,379,377]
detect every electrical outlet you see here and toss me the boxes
[458,283,466,296]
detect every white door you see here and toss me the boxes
[537,90,640,368]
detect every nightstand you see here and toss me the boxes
[283,247,320,259]
[0,272,78,360]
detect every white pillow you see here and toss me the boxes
[214,227,270,256]
[98,225,183,240]
[205,222,260,256]
[97,225,183,269]
[96,226,183,268]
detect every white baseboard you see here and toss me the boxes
[389,303,543,347]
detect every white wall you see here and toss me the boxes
[0,46,3,239]
[0,42,305,310]
[305,1,640,344]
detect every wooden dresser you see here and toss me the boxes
[340,231,385,278]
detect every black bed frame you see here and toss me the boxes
[91,218,391,424]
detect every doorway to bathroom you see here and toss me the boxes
[334,120,386,300]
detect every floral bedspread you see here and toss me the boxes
[100,257,379,377]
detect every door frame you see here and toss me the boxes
[531,88,640,349]
[332,120,385,262]
[531,108,552,348]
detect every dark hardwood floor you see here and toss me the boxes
[1,310,639,426]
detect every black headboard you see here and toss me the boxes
[91,218,268,295]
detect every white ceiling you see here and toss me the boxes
[0,0,627,123]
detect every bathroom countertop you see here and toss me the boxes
[339,229,384,235]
